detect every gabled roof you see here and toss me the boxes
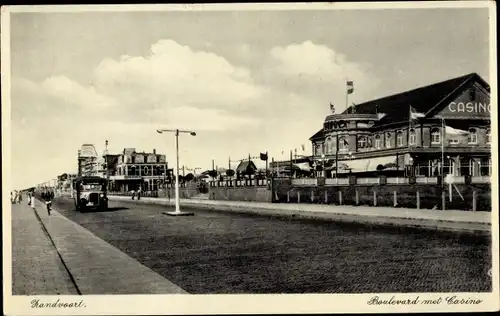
[309,128,325,141]
[344,73,488,128]
[236,160,257,173]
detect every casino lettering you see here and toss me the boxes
[448,102,490,113]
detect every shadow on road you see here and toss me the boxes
[77,207,130,213]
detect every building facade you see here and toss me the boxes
[310,73,491,178]
[78,144,100,177]
[109,148,169,192]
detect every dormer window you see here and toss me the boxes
[431,128,441,144]
[385,132,392,148]
[374,135,381,149]
[468,128,478,144]
[409,129,416,146]
[396,131,404,147]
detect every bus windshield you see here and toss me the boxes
[79,183,105,191]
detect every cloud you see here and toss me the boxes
[266,40,380,107]
[93,39,265,113]
[9,39,379,189]
[41,76,118,109]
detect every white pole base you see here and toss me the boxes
[162,211,194,216]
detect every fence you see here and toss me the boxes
[272,180,491,212]
[292,176,490,186]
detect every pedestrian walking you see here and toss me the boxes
[41,189,53,216]
[131,189,135,200]
[18,191,23,204]
[137,187,141,200]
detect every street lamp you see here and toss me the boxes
[157,128,196,216]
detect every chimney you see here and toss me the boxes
[153,149,156,155]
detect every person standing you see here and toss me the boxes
[29,191,36,209]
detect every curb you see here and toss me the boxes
[30,202,82,295]
[33,198,189,294]
[108,197,491,236]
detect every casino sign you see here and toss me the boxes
[448,102,490,114]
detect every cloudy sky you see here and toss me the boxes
[8,5,491,189]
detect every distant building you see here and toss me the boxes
[309,73,491,178]
[78,144,99,177]
[109,148,169,192]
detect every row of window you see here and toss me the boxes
[318,128,491,154]
[117,165,167,176]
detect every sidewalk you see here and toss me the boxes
[31,199,188,294]
[109,195,492,234]
[11,202,77,295]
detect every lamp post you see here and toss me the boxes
[157,128,196,216]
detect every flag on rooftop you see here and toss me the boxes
[409,105,425,120]
[347,81,354,94]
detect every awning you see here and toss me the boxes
[341,156,397,173]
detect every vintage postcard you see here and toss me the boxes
[2,2,499,315]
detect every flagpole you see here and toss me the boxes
[290,150,293,179]
[345,77,349,112]
[265,151,268,176]
[408,106,412,149]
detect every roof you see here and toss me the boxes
[344,73,488,127]
[309,129,324,141]
[310,72,489,139]
[236,160,257,173]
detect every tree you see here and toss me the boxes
[226,169,235,177]
[376,164,385,171]
[208,169,218,178]
[245,165,255,177]
[185,173,195,182]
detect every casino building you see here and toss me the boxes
[109,148,169,192]
[309,73,492,178]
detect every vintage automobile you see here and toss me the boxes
[73,176,108,211]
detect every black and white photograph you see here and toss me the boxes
[2,2,499,315]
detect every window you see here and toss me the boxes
[385,132,392,148]
[409,129,416,146]
[325,137,336,154]
[396,131,404,147]
[431,128,441,144]
[315,143,322,155]
[357,136,367,149]
[468,128,478,144]
[449,139,460,145]
[486,129,491,144]
[374,135,381,149]
[480,158,491,176]
[338,137,349,151]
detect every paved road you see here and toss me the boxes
[53,197,492,294]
